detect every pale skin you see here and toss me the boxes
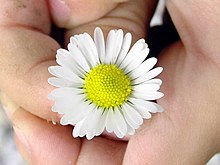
[0,0,220,164]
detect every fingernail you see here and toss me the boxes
[48,0,71,25]
[14,127,31,157]
[0,93,19,119]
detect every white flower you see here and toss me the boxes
[48,27,164,140]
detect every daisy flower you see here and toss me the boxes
[48,27,164,140]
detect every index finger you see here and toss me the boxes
[0,0,60,121]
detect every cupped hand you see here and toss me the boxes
[1,0,220,164]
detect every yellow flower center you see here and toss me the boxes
[84,64,131,109]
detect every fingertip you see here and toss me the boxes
[47,0,71,27]
[12,108,81,164]
[0,93,19,120]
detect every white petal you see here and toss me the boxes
[55,49,74,68]
[68,102,95,125]
[48,66,84,84]
[77,122,88,137]
[61,108,86,125]
[108,29,123,64]
[56,94,89,116]
[116,33,132,65]
[52,104,71,115]
[52,95,83,114]
[120,41,147,69]
[113,107,127,136]
[129,103,152,119]
[127,124,135,135]
[133,67,163,84]
[132,91,164,100]
[94,27,105,63]
[124,47,149,74]
[95,109,107,136]
[114,127,124,138]
[73,104,97,137]
[136,38,146,44]
[75,34,97,68]
[84,107,102,132]
[137,108,152,119]
[58,99,90,123]
[146,102,164,113]
[48,77,75,87]
[56,49,84,77]
[70,36,79,46]
[60,114,74,125]
[132,84,160,93]
[130,57,158,80]
[105,108,115,133]
[122,103,143,129]
[77,105,96,135]
[130,98,163,113]
[125,103,143,125]
[83,33,100,65]
[86,131,95,140]
[144,78,162,85]
[72,119,85,138]
[68,43,91,72]
[49,87,84,99]
[104,30,116,64]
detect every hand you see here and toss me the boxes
[1,0,220,164]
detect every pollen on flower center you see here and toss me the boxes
[84,64,131,109]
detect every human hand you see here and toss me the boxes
[1,0,220,164]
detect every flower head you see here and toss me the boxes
[48,27,164,140]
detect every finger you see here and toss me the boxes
[123,112,216,164]
[2,94,127,164]
[48,0,157,40]
[48,0,149,29]
[2,97,81,164]
[48,0,117,28]
[0,28,60,121]
[0,0,61,121]
[166,0,220,61]
[77,138,126,164]
[126,42,220,164]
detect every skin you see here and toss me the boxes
[0,0,220,164]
